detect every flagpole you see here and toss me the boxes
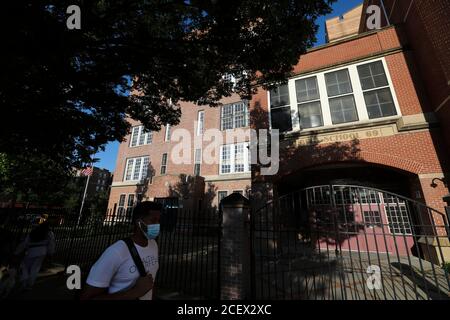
[77,169,91,227]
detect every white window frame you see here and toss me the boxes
[218,190,228,205]
[165,124,171,142]
[160,153,168,175]
[123,156,150,181]
[219,142,250,175]
[129,125,152,147]
[267,57,402,133]
[220,101,249,131]
[385,204,412,235]
[357,60,399,119]
[117,194,126,217]
[295,76,324,129]
[197,111,205,136]
[125,194,136,217]
[194,148,202,176]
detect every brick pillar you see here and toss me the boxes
[220,193,251,300]
[417,175,450,264]
[418,176,448,235]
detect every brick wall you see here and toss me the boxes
[108,93,251,211]
[326,4,363,42]
[362,0,450,149]
[293,27,403,76]
[250,23,450,213]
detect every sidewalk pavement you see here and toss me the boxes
[7,264,75,300]
[6,264,202,300]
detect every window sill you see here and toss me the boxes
[280,116,401,140]
[221,126,250,132]
[112,180,145,187]
[129,144,152,148]
[205,172,251,182]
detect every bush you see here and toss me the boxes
[443,262,450,274]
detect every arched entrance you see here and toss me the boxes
[251,182,450,300]
[275,162,416,198]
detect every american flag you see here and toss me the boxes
[80,166,93,176]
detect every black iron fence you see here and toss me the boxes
[0,205,222,299]
[251,185,450,300]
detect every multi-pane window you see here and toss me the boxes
[194,149,202,176]
[334,187,354,205]
[234,103,248,128]
[221,102,248,130]
[218,191,228,204]
[220,143,250,175]
[295,76,323,129]
[220,145,232,174]
[221,105,233,130]
[382,193,411,234]
[130,125,152,147]
[383,194,406,205]
[268,59,399,132]
[160,153,168,175]
[146,131,153,144]
[126,194,135,217]
[124,156,150,181]
[142,157,150,180]
[118,194,126,217]
[325,69,358,124]
[130,127,139,147]
[234,144,245,173]
[165,124,171,142]
[132,158,142,180]
[124,160,133,181]
[363,210,382,228]
[358,61,397,119]
[385,205,412,235]
[197,111,205,135]
[269,84,292,133]
[358,189,380,204]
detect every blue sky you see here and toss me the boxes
[94,0,363,172]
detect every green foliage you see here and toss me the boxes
[0,0,335,197]
[86,189,110,222]
[443,262,450,274]
[0,153,74,205]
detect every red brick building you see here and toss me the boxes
[107,93,251,214]
[250,0,449,258]
[108,0,449,236]
[361,0,450,151]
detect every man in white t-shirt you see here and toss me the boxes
[80,201,161,300]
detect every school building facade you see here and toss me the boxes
[107,93,252,215]
[107,0,449,229]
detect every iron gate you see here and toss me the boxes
[251,185,450,300]
[0,205,222,300]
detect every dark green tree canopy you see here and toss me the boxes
[0,0,334,175]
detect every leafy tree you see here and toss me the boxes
[1,0,334,195]
[0,153,74,206]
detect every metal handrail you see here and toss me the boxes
[254,184,448,224]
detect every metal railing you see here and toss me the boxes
[0,205,222,299]
[251,185,450,300]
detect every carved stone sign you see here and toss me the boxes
[291,125,396,147]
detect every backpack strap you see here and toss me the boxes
[122,238,147,277]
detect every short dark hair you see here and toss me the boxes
[132,201,162,222]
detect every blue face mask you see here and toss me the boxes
[140,222,160,240]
